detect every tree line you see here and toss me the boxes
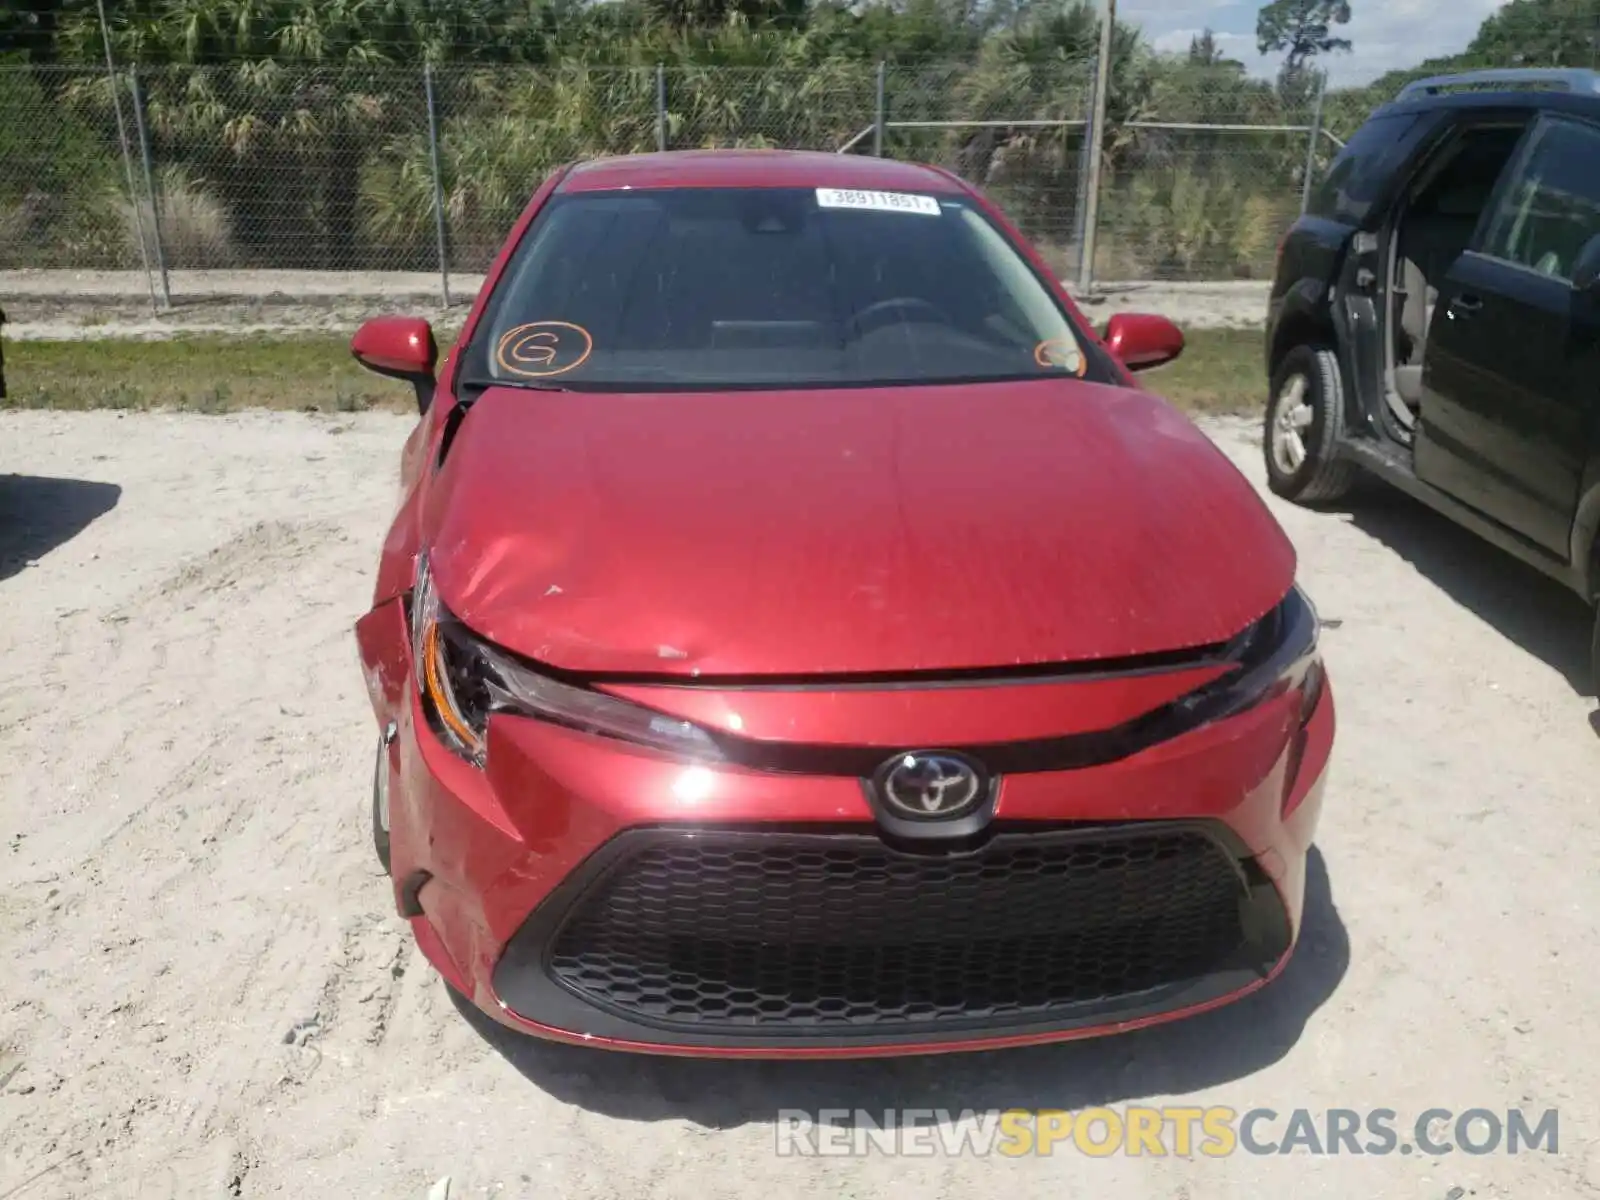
[1,0,1594,281]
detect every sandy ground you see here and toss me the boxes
[0,271,1271,340]
[3,408,1599,1199]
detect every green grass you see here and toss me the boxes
[0,336,408,414]
[1142,327,1265,415]
[0,328,1265,415]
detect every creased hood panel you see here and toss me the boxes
[423,381,1295,677]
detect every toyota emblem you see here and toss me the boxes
[877,752,987,820]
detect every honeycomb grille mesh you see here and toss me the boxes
[546,829,1250,1030]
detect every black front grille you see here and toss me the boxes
[542,826,1263,1032]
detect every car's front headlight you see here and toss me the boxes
[410,554,725,768]
[1176,583,1324,728]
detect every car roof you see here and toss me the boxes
[556,149,970,195]
[1381,89,1600,121]
[1379,67,1600,120]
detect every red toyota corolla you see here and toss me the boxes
[350,150,1333,1059]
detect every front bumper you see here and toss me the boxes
[489,819,1292,1052]
[359,600,1334,1058]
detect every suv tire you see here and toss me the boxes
[1591,568,1600,700]
[1264,345,1357,504]
[1591,605,1599,701]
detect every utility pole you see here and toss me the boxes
[96,0,159,312]
[1076,0,1115,295]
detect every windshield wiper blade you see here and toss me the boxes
[460,377,575,393]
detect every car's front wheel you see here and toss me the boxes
[1264,345,1357,504]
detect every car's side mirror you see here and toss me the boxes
[1101,312,1185,372]
[351,317,439,414]
[1570,234,1600,295]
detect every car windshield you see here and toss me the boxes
[464,185,1101,391]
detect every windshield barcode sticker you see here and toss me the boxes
[815,188,942,216]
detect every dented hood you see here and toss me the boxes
[422,381,1296,677]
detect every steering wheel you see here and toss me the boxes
[844,297,952,340]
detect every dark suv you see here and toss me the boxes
[1264,67,1600,691]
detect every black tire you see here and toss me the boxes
[1588,541,1600,702]
[372,740,392,875]
[1590,600,1600,702]
[1264,345,1358,504]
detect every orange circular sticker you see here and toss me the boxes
[496,321,594,379]
[1034,337,1086,375]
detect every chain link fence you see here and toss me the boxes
[1,65,140,271]
[0,56,1350,300]
[1093,70,1328,282]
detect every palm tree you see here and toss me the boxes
[52,0,519,267]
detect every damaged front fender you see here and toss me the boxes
[355,596,411,731]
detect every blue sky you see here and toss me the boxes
[1121,0,1511,85]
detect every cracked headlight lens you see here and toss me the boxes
[411,554,724,768]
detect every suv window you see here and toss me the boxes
[1308,112,1423,222]
[1480,115,1600,280]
